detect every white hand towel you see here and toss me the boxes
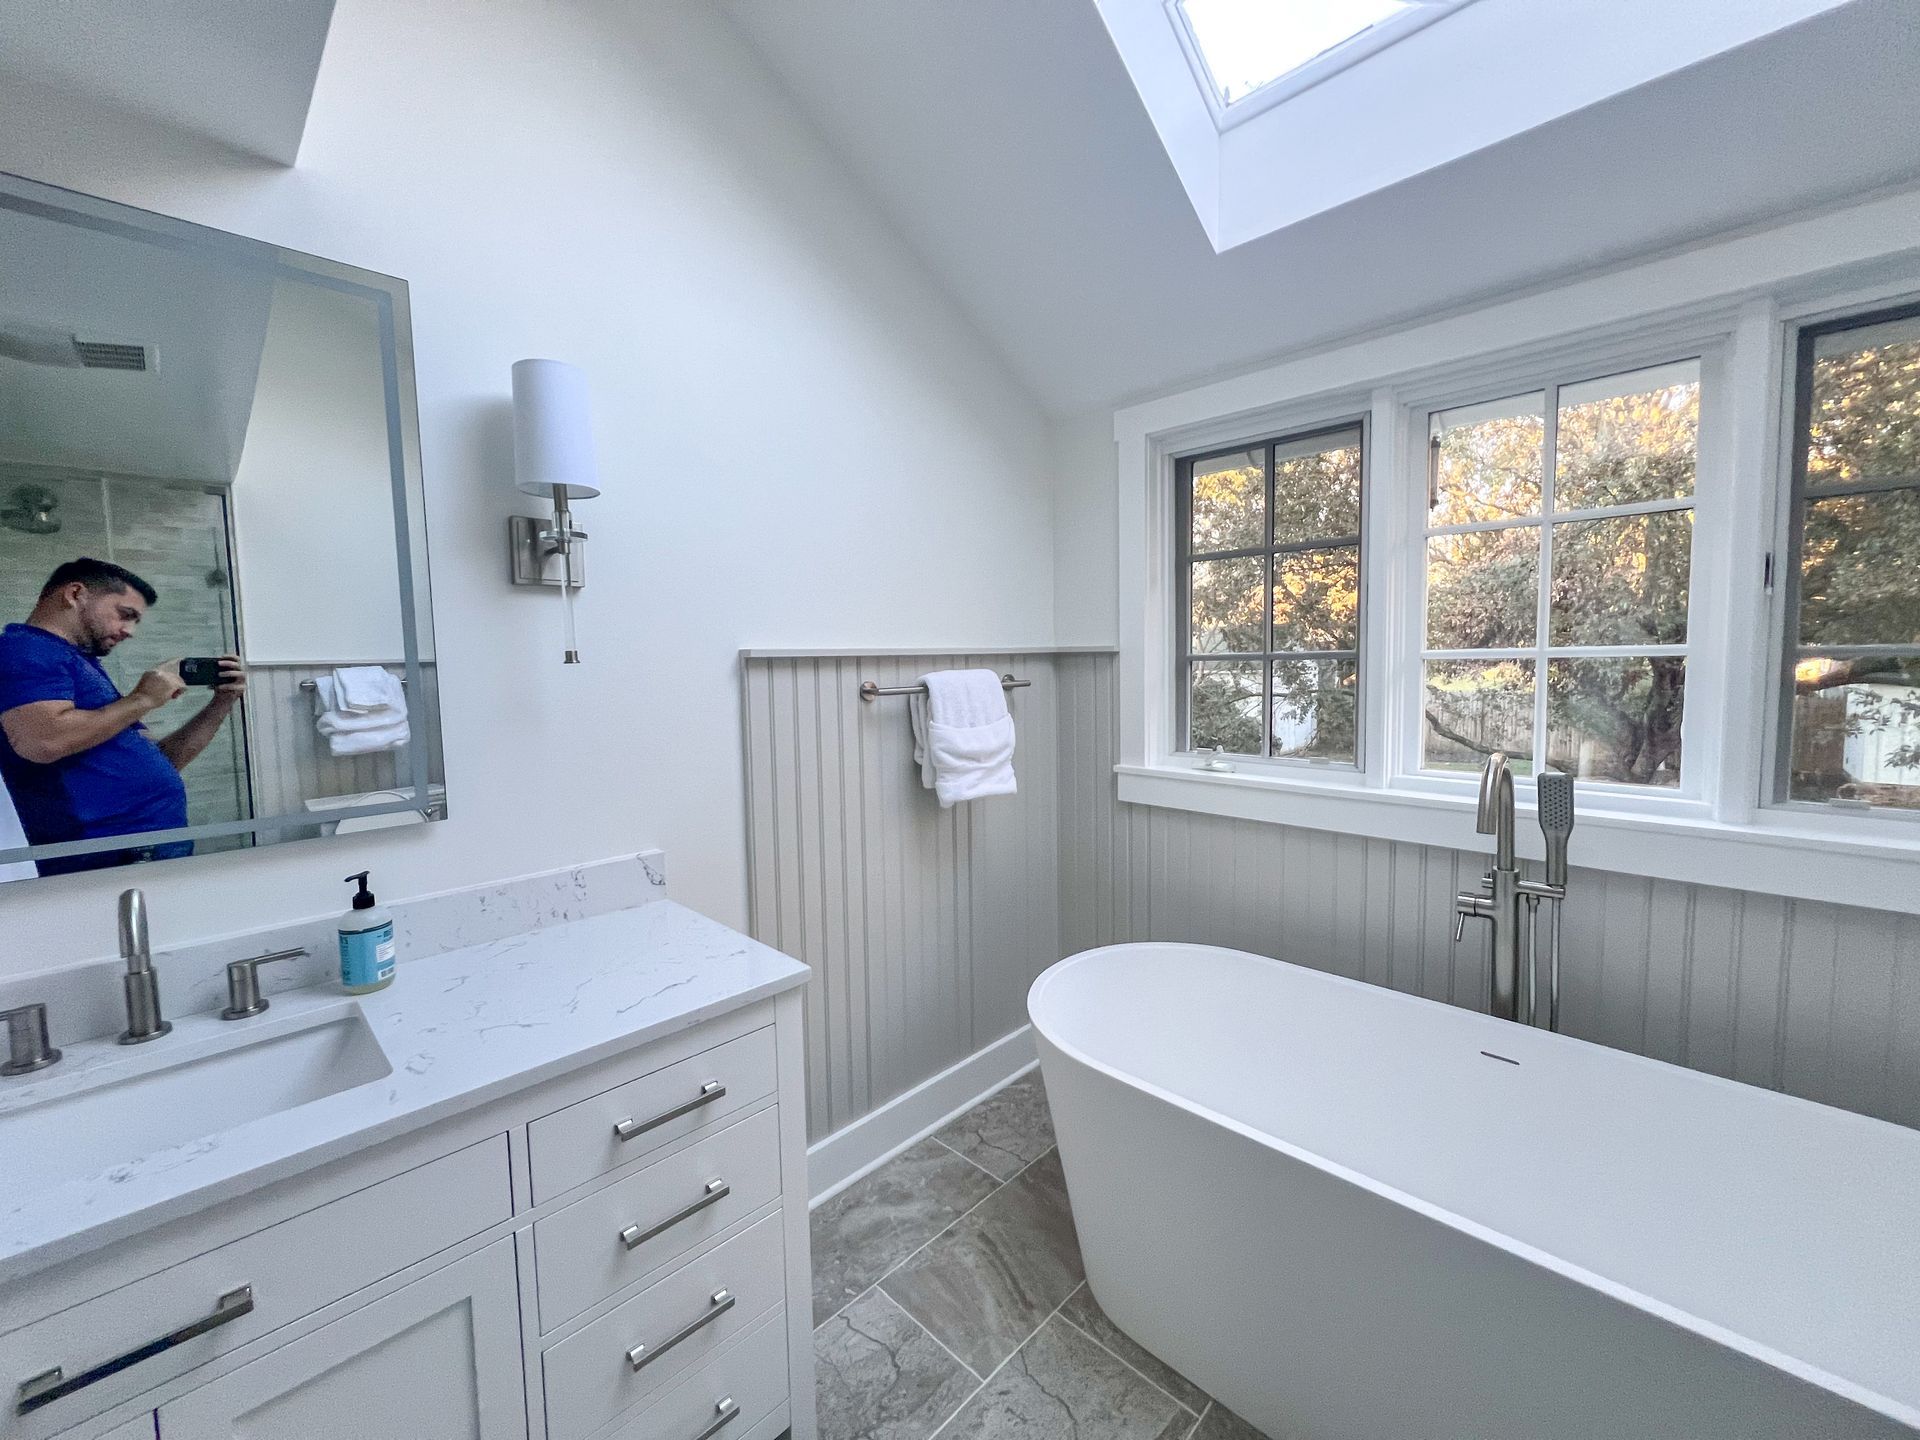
[321,720,412,757]
[311,671,410,756]
[908,669,1017,808]
[332,666,407,716]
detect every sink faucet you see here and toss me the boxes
[117,888,171,1045]
[1453,754,1574,1026]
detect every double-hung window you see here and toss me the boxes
[1778,304,1920,813]
[1419,360,1701,787]
[1178,423,1363,764]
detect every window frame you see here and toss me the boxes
[1173,415,1369,770]
[1766,298,1920,825]
[1388,337,1734,818]
[1405,355,1708,802]
[1166,0,1473,132]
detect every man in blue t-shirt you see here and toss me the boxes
[0,558,246,876]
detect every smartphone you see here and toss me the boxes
[178,657,225,687]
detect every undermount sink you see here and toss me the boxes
[0,1006,392,1196]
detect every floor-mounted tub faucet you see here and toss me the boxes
[1453,754,1574,1028]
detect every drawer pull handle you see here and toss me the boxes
[614,1080,726,1143]
[15,1285,254,1415]
[620,1178,731,1251]
[693,1395,742,1440]
[625,1288,735,1372]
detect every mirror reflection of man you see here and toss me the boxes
[0,558,245,875]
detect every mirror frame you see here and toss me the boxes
[0,170,446,872]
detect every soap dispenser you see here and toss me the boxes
[338,871,396,995]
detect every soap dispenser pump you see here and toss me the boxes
[338,871,396,995]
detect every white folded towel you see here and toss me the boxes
[332,666,406,714]
[311,668,410,757]
[908,669,1017,808]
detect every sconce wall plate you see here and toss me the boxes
[508,515,587,588]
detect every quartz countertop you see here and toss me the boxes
[0,901,808,1285]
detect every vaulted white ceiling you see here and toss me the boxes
[0,0,335,165]
[725,0,1920,414]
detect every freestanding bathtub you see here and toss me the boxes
[1029,943,1920,1440]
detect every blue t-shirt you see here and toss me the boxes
[0,623,188,848]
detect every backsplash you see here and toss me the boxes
[0,849,668,1047]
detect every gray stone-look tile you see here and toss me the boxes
[811,1138,1001,1325]
[937,1314,1189,1440]
[814,1290,978,1440]
[1059,1282,1207,1415]
[934,1071,1057,1181]
[1190,1400,1275,1440]
[880,1150,1084,1376]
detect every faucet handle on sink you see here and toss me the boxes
[1,1002,60,1076]
[222,948,310,1021]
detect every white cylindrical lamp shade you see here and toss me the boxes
[511,358,600,500]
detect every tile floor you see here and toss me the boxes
[810,1072,1272,1440]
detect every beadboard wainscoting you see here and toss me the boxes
[742,651,1070,1146]
[1054,653,1920,1132]
[745,648,1917,1176]
[245,661,443,817]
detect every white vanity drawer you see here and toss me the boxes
[597,1308,789,1440]
[529,1027,776,1203]
[2,1136,509,1439]
[533,1105,783,1331]
[541,1211,785,1440]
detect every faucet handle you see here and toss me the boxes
[222,948,309,1021]
[1,1002,61,1076]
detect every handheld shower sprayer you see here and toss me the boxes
[1536,771,1575,888]
[1532,771,1576,1031]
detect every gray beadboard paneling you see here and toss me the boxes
[1051,653,1920,1131]
[749,648,1916,1146]
[742,653,1061,1141]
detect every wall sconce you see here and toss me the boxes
[507,358,599,664]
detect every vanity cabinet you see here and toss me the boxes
[154,1239,524,1440]
[6,988,814,1440]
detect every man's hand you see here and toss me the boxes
[133,661,185,711]
[157,657,245,772]
[211,655,246,707]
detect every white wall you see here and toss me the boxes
[232,278,404,664]
[1050,409,1119,647]
[0,0,1055,972]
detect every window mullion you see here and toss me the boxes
[1262,440,1276,758]
[1534,392,1558,773]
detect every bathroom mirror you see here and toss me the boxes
[0,172,444,883]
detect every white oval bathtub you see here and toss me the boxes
[1029,943,1920,1440]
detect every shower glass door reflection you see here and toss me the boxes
[0,471,252,849]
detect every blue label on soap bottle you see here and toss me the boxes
[340,920,396,989]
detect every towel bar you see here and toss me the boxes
[858,673,1029,702]
[298,676,409,691]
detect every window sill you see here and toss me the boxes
[1114,763,1920,915]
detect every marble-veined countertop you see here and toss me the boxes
[0,900,807,1285]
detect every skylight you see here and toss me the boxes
[1175,0,1428,110]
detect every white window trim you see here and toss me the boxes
[1112,187,1920,915]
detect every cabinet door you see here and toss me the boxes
[156,1239,524,1440]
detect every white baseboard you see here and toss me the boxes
[807,1025,1037,1206]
